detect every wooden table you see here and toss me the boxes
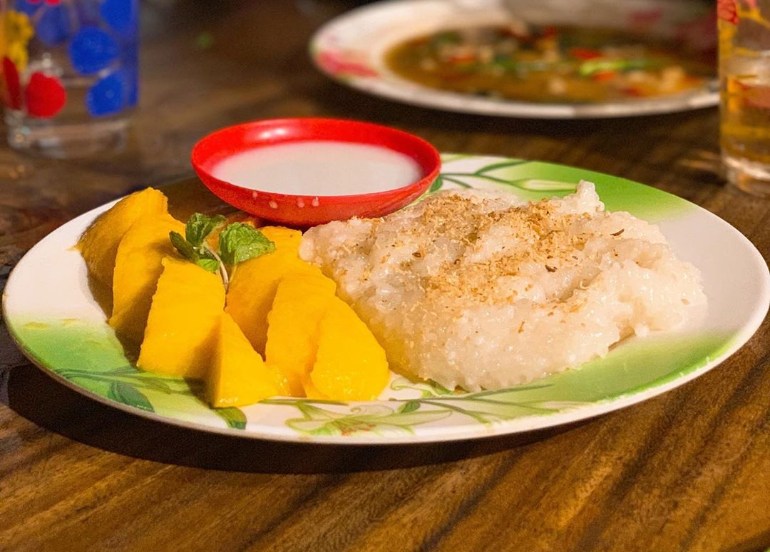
[2,2,769,550]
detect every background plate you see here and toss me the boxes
[310,0,718,119]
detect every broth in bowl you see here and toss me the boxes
[384,24,715,104]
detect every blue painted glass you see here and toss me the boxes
[69,27,119,74]
[87,71,127,116]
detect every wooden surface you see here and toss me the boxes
[2,2,769,551]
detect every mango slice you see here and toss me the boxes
[207,312,287,408]
[77,187,168,291]
[254,225,303,252]
[264,272,337,395]
[305,296,389,401]
[226,226,321,354]
[137,257,225,379]
[108,213,184,344]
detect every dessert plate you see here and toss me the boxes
[3,155,768,444]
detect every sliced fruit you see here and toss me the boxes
[108,213,184,344]
[254,225,303,252]
[264,272,337,396]
[305,296,389,401]
[77,187,168,291]
[225,226,321,354]
[207,312,287,408]
[137,256,225,379]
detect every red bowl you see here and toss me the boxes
[190,118,441,227]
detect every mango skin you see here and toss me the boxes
[305,296,390,401]
[108,213,184,344]
[137,257,225,379]
[207,312,287,408]
[77,188,168,292]
[264,272,337,396]
[225,226,322,354]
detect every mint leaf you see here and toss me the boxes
[196,256,220,273]
[170,230,219,273]
[186,213,226,247]
[170,216,275,287]
[219,223,275,266]
[170,230,197,261]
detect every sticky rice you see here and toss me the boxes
[299,182,707,391]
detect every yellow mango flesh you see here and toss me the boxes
[225,226,321,354]
[207,312,287,408]
[108,213,184,344]
[77,188,168,291]
[305,296,389,401]
[137,257,225,379]
[265,272,337,396]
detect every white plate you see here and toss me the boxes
[309,0,718,119]
[3,155,768,444]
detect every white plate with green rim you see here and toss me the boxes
[309,0,718,119]
[3,155,769,444]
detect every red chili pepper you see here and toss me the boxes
[570,47,603,61]
[591,70,616,82]
[620,86,645,98]
[447,53,477,64]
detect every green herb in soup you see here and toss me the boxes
[384,25,715,103]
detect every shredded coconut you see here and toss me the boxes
[300,182,707,391]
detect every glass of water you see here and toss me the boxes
[0,0,138,158]
[719,0,770,197]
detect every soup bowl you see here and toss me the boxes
[191,118,441,227]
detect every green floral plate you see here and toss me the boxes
[3,155,769,444]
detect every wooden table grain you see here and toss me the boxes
[1,2,769,551]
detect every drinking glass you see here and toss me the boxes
[0,0,138,158]
[719,0,770,197]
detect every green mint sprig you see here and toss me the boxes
[170,213,275,288]
[219,222,275,265]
